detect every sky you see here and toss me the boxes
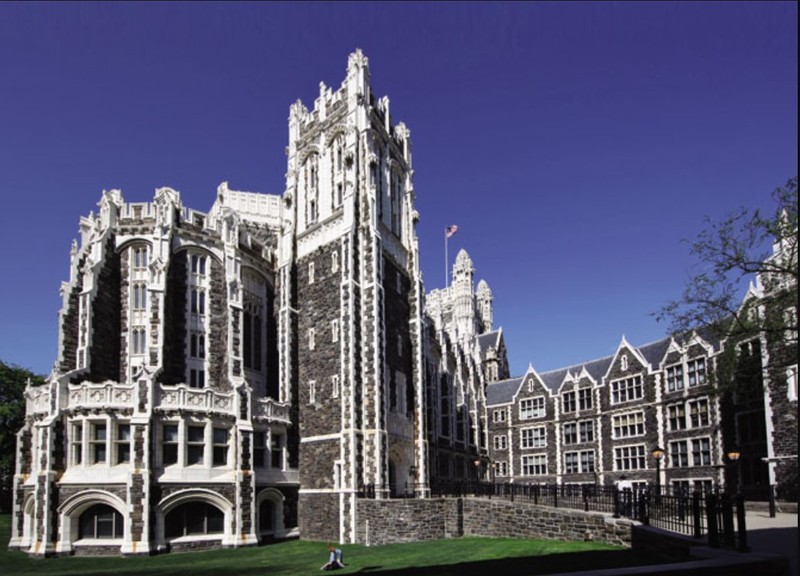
[0,1,796,378]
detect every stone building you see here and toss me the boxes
[486,226,797,499]
[8,49,796,558]
[9,50,499,556]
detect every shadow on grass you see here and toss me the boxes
[349,549,662,576]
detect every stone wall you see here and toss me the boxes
[463,498,632,546]
[89,236,121,382]
[355,497,632,547]
[299,492,339,542]
[356,498,456,545]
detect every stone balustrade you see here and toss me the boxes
[254,397,292,424]
[67,381,135,410]
[158,384,234,415]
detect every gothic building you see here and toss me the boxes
[9,50,500,556]
[9,50,796,558]
[485,227,797,500]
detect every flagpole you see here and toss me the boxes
[445,229,448,289]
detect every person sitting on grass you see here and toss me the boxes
[321,544,346,571]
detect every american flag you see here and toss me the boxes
[445,225,459,239]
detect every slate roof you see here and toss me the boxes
[477,330,501,359]
[485,376,524,406]
[488,330,722,403]
[638,337,672,370]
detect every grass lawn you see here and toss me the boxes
[0,514,662,575]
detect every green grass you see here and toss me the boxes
[0,514,661,576]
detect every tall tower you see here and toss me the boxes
[452,249,476,341]
[476,279,493,332]
[279,50,426,543]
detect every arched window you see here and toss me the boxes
[79,504,123,539]
[165,502,224,539]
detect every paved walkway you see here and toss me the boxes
[744,510,798,575]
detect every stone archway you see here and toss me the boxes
[56,489,128,555]
[256,488,286,541]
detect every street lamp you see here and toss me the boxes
[726,449,740,494]
[652,446,665,501]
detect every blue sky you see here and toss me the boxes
[0,2,796,377]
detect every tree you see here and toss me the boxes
[656,177,798,392]
[0,360,44,512]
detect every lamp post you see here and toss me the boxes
[726,449,740,494]
[652,446,665,502]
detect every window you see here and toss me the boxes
[308,262,315,284]
[519,397,545,420]
[687,358,706,387]
[212,428,228,466]
[79,504,123,539]
[190,333,206,359]
[578,388,593,411]
[562,391,576,413]
[163,424,178,465]
[331,375,340,398]
[335,183,343,207]
[253,430,267,468]
[689,398,710,428]
[579,420,594,443]
[580,450,595,472]
[331,251,339,273]
[187,425,205,465]
[308,328,315,351]
[133,246,149,270]
[565,452,579,473]
[614,445,646,471]
[492,409,507,423]
[621,355,628,371]
[520,427,546,449]
[132,283,147,310]
[71,422,83,465]
[131,328,146,355]
[191,254,207,276]
[496,461,508,476]
[190,289,206,314]
[667,404,686,431]
[331,320,339,343]
[563,422,577,445]
[115,423,131,464]
[611,376,643,404]
[669,440,689,467]
[691,438,711,466]
[666,364,684,392]
[522,454,547,476]
[612,412,645,438]
[271,433,284,469]
[308,381,316,405]
[493,434,507,450]
[165,502,223,538]
[566,451,595,473]
[189,368,205,389]
[91,423,107,464]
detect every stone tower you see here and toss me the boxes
[279,49,427,543]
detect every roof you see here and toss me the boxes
[486,377,523,406]
[477,330,502,358]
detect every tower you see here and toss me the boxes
[279,50,427,543]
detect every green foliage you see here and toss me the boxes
[0,361,44,512]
